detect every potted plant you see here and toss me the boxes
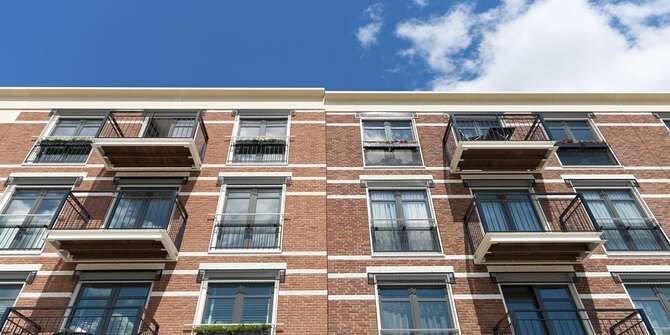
[40,136,93,145]
[236,136,285,145]
[192,324,271,335]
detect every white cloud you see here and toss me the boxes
[356,3,384,48]
[394,0,670,91]
[413,0,429,7]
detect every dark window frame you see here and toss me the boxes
[368,189,440,253]
[362,119,423,167]
[626,284,670,333]
[201,282,275,325]
[544,119,618,166]
[473,190,544,233]
[215,187,283,250]
[377,284,457,334]
[231,118,289,164]
[105,187,179,230]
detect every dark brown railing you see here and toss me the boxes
[212,213,283,250]
[370,218,441,252]
[493,308,655,335]
[1,307,159,335]
[51,190,187,251]
[465,192,598,252]
[96,111,209,159]
[25,140,93,164]
[443,113,551,166]
[230,136,288,164]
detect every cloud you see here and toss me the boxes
[394,0,670,91]
[412,0,429,7]
[356,3,384,48]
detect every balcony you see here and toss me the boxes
[1,307,159,335]
[92,111,208,170]
[493,308,654,335]
[211,213,283,251]
[465,193,603,264]
[25,139,93,164]
[229,136,288,164]
[370,219,441,253]
[47,190,187,262]
[443,114,556,173]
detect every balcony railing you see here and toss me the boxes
[493,309,654,335]
[595,217,670,252]
[25,139,93,164]
[212,213,282,250]
[229,136,288,164]
[443,113,555,172]
[370,218,440,252]
[47,190,187,260]
[465,193,602,263]
[1,307,159,335]
[0,193,90,251]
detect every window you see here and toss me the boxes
[378,285,457,334]
[0,284,21,316]
[453,118,514,141]
[475,191,543,232]
[0,189,69,250]
[202,283,274,325]
[231,119,288,164]
[581,189,669,252]
[369,190,439,252]
[626,285,670,334]
[107,188,178,229]
[544,120,617,166]
[215,188,282,250]
[144,115,197,138]
[362,120,422,166]
[67,284,151,335]
[664,119,670,130]
[28,118,102,164]
[501,285,586,335]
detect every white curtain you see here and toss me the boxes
[370,191,399,251]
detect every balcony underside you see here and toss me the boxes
[473,232,603,264]
[93,139,200,170]
[47,229,178,262]
[451,141,556,173]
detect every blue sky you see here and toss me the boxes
[1,0,669,91]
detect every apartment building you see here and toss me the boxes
[0,88,668,335]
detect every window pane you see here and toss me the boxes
[0,285,21,316]
[241,297,272,323]
[364,128,387,142]
[380,302,413,331]
[204,298,234,324]
[418,301,452,330]
[556,147,616,166]
[379,287,410,299]
[628,285,670,334]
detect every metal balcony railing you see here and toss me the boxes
[370,218,440,252]
[493,308,654,335]
[594,217,670,252]
[464,193,598,252]
[230,136,288,163]
[25,140,93,164]
[0,193,89,251]
[96,111,209,159]
[212,213,283,250]
[0,307,159,335]
[50,190,187,251]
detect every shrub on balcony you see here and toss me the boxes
[235,136,285,145]
[40,136,93,145]
[192,324,271,335]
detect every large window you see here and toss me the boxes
[0,284,21,316]
[501,285,585,335]
[474,191,543,232]
[0,188,69,250]
[28,118,102,164]
[231,119,288,164]
[369,190,439,253]
[202,283,274,325]
[581,189,669,251]
[544,120,617,166]
[627,285,670,334]
[67,284,151,335]
[362,120,422,166]
[107,188,177,229]
[215,188,282,250]
[378,285,457,334]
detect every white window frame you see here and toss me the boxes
[23,114,103,166]
[209,183,286,254]
[226,114,292,166]
[359,116,425,169]
[193,279,279,334]
[373,278,460,335]
[543,117,622,168]
[572,185,670,256]
[0,182,78,255]
[366,186,443,257]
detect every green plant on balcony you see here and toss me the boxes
[235,136,285,145]
[40,136,93,145]
[192,324,271,335]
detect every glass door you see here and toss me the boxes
[475,191,543,232]
[0,189,69,250]
[107,188,177,230]
[67,284,151,335]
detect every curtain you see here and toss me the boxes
[370,191,399,252]
[401,191,433,251]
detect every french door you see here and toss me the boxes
[107,189,177,230]
[475,191,543,232]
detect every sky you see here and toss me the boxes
[0,0,669,91]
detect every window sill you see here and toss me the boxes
[364,165,427,169]
[556,165,623,169]
[22,162,88,166]
[0,250,43,256]
[226,162,289,166]
[604,251,670,258]
[371,252,444,258]
[208,249,282,254]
